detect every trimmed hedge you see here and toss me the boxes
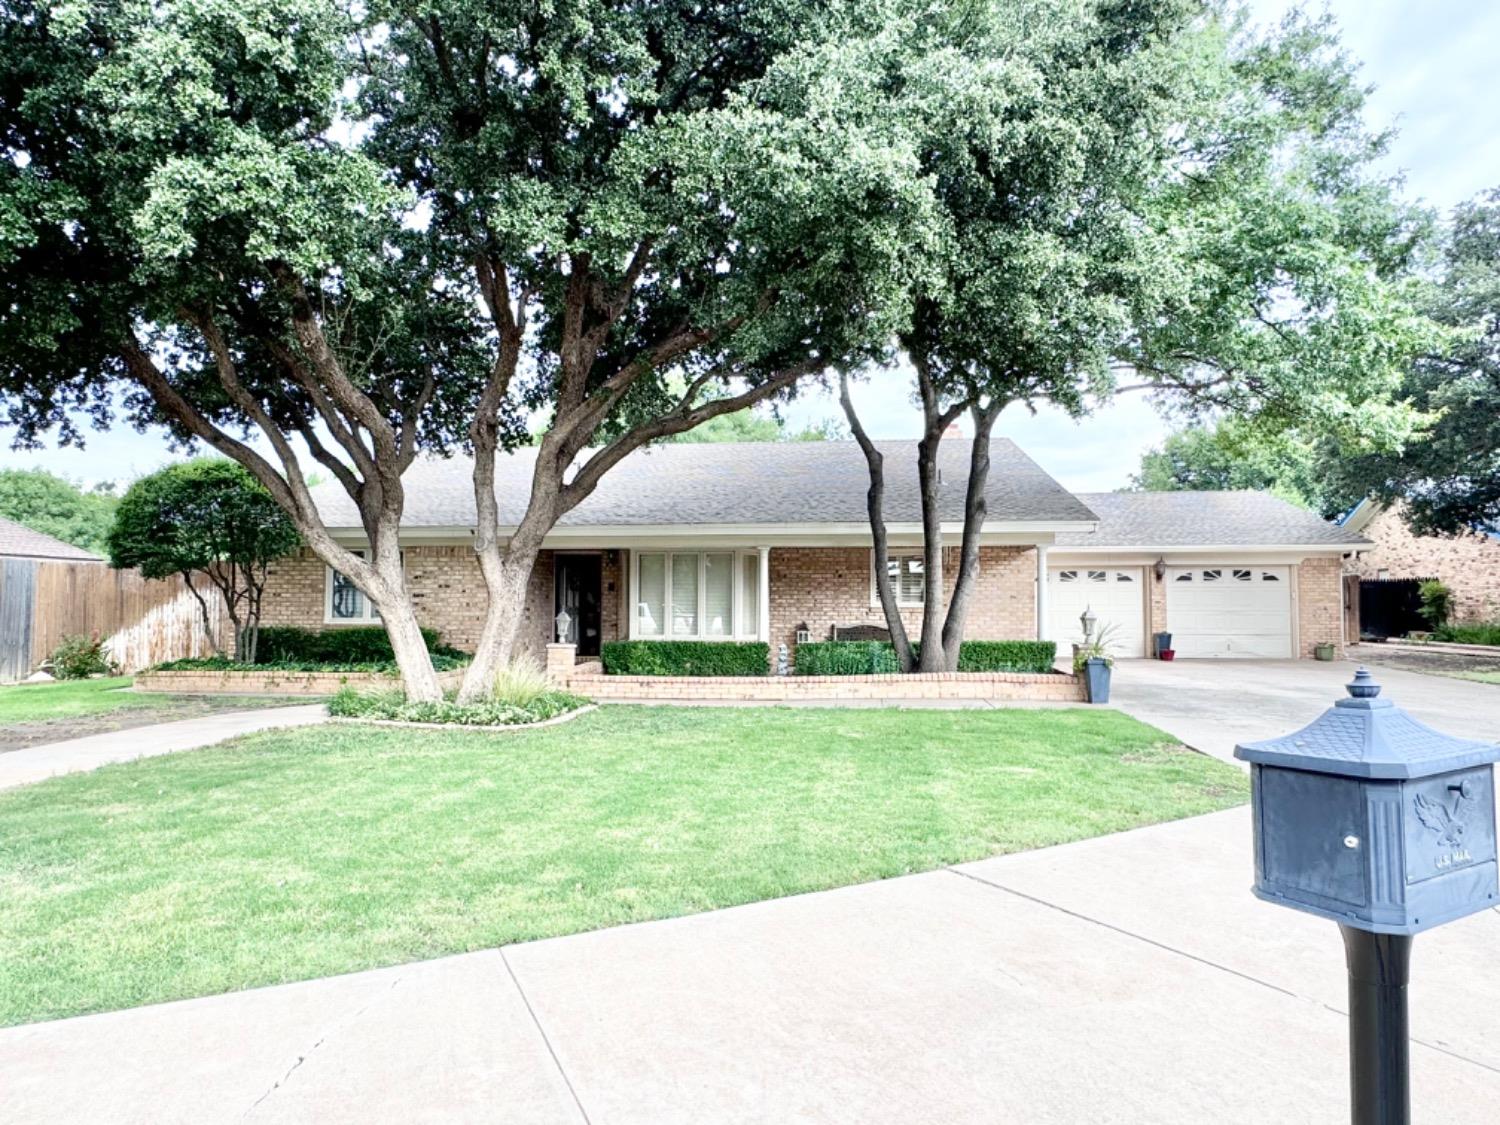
[601,640,769,677]
[154,654,469,674]
[252,625,467,665]
[795,639,1057,676]
[795,640,899,676]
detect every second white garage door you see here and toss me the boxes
[1165,566,1293,658]
[1048,568,1147,657]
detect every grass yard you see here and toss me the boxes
[0,677,296,751]
[0,706,1246,1026]
[1449,670,1500,686]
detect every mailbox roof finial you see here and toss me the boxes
[1235,666,1500,779]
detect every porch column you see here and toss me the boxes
[1035,544,1050,641]
[757,546,771,643]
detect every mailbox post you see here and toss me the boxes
[1235,667,1500,1125]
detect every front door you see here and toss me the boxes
[555,554,603,656]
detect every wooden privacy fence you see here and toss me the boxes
[1357,576,1436,640]
[0,559,223,682]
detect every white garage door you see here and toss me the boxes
[1048,568,1146,657]
[1165,566,1293,658]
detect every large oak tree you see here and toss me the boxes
[1,0,931,699]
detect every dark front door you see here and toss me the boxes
[555,554,603,656]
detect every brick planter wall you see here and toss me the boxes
[135,668,468,696]
[560,664,1085,703]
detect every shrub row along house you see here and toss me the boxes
[253,440,1369,666]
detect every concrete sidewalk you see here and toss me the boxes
[0,704,328,790]
[3,807,1497,1124]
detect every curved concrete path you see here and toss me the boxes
[0,704,327,791]
[3,807,1497,1123]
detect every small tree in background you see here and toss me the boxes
[107,460,301,663]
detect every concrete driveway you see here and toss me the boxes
[1110,655,1500,764]
[3,807,1497,1124]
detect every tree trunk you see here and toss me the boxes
[914,431,948,672]
[457,543,543,702]
[181,573,224,659]
[938,401,1001,669]
[839,372,915,670]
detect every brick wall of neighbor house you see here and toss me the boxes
[768,546,1036,656]
[1344,505,1500,622]
[257,546,627,661]
[1297,557,1344,657]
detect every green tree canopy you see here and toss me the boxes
[1326,189,1500,535]
[1130,421,1345,516]
[0,469,118,553]
[107,459,300,660]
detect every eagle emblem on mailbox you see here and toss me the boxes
[1414,789,1475,848]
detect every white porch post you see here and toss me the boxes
[757,546,771,643]
[1035,543,1050,641]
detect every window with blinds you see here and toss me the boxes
[634,550,762,640]
[881,551,926,607]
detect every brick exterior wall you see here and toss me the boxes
[1344,504,1500,623]
[768,546,1037,656]
[1296,557,1344,657]
[258,545,626,662]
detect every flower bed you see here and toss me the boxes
[327,686,590,726]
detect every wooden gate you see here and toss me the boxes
[1357,577,1435,640]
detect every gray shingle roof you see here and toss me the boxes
[1054,491,1369,548]
[310,439,1098,530]
[0,516,103,562]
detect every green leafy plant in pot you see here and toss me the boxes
[1072,623,1119,703]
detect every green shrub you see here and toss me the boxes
[48,633,115,679]
[795,641,900,676]
[796,639,1058,676]
[955,640,1057,673]
[1433,621,1500,647]
[254,625,463,665]
[600,640,769,676]
[1417,580,1454,629]
[154,653,469,674]
[327,685,587,726]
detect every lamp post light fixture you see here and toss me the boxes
[554,608,573,644]
[1079,605,1097,642]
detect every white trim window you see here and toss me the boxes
[632,550,761,640]
[873,550,925,607]
[324,551,388,625]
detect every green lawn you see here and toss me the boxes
[1449,670,1500,686]
[0,676,164,722]
[0,706,1246,1026]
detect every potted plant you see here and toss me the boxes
[1072,624,1118,703]
[1313,641,1336,661]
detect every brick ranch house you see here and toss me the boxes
[1340,500,1500,624]
[256,440,1369,663]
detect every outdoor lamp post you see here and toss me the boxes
[1235,667,1500,1125]
[554,608,573,644]
[1079,605,1097,642]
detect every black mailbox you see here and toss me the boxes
[1234,667,1500,1125]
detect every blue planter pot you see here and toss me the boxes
[1082,658,1112,703]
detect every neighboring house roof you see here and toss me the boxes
[0,516,103,562]
[310,440,1100,531]
[1340,498,1500,542]
[1054,491,1370,550]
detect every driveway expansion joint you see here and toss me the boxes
[500,948,594,1125]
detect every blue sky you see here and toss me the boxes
[6,0,1498,493]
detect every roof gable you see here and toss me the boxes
[1055,491,1369,549]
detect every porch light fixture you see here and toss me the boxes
[1153,556,1167,582]
[1079,605,1097,641]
